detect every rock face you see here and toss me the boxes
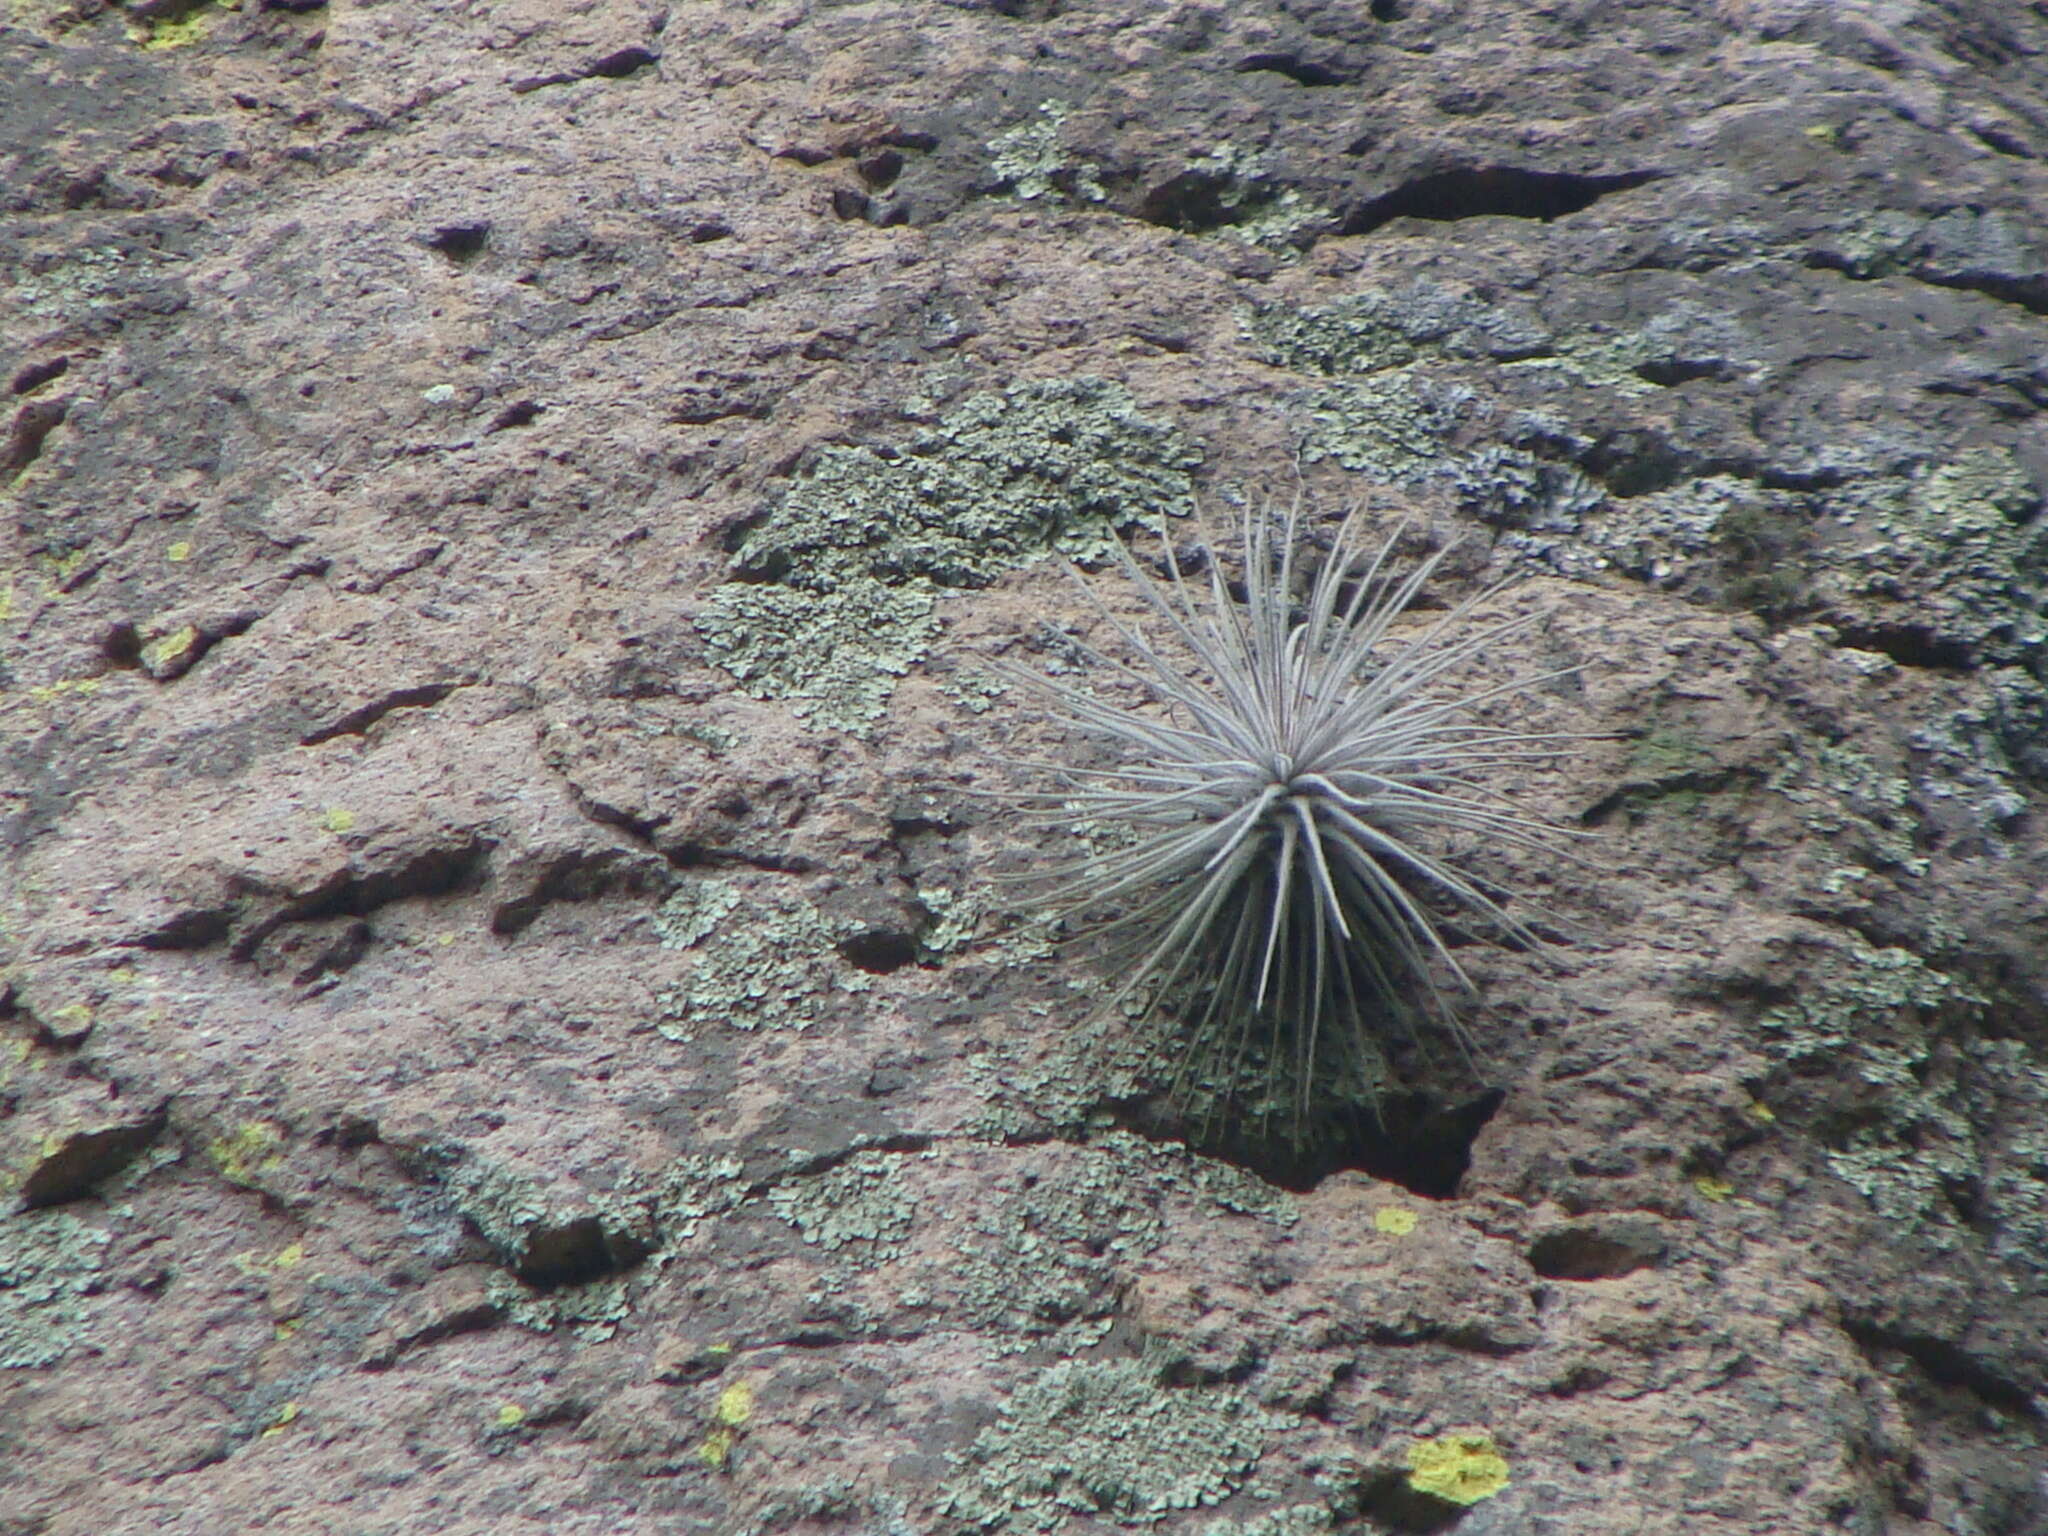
[4,0,2047,1532]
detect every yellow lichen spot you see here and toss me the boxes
[697,1427,736,1470]
[260,1401,301,1438]
[208,1120,284,1186]
[28,677,103,704]
[436,931,457,947]
[494,1402,527,1429]
[1692,1173,1736,1202]
[49,1002,93,1035]
[319,807,356,835]
[714,1379,753,1427]
[1374,1206,1419,1236]
[1741,1099,1776,1124]
[167,541,192,563]
[1407,1432,1510,1506]
[273,1316,302,1339]
[139,626,201,676]
[273,1241,306,1269]
[0,587,14,621]
[109,967,139,985]
[696,1378,753,1469]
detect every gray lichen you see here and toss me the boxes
[0,1207,110,1368]
[1757,938,1988,1235]
[698,378,1197,734]
[1810,448,2046,662]
[989,101,1107,204]
[937,1356,1271,1530]
[768,1148,923,1260]
[653,876,871,1038]
[1295,369,1475,480]
[1243,284,1549,377]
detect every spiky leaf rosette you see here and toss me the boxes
[1002,504,1581,1140]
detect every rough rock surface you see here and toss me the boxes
[5,0,2048,1532]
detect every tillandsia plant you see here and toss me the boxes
[1000,502,1587,1142]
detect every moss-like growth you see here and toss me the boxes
[0,1207,109,1367]
[699,378,1198,734]
[937,1357,1270,1530]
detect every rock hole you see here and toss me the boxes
[1527,1223,1666,1280]
[423,221,490,262]
[1343,166,1663,236]
[3,398,69,476]
[517,1215,647,1288]
[586,46,658,79]
[1121,1087,1505,1196]
[1237,52,1358,87]
[839,928,919,974]
[1350,1468,1469,1532]
[1633,357,1744,387]
[1369,0,1407,19]
[10,356,69,395]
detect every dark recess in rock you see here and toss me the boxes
[1350,1467,1469,1532]
[586,46,658,79]
[1841,1316,2042,1419]
[486,399,543,433]
[299,681,464,746]
[838,927,919,974]
[139,904,239,951]
[491,848,664,937]
[9,356,69,395]
[518,1214,648,1287]
[1343,166,1665,235]
[19,1106,170,1209]
[3,397,68,475]
[1122,1087,1505,1196]
[1527,1221,1667,1280]
[1237,52,1360,87]
[423,221,490,261]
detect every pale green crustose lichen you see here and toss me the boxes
[1,1208,110,1367]
[936,1357,1271,1530]
[652,876,870,1038]
[697,377,1197,735]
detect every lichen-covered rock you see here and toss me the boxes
[5,0,2048,1531]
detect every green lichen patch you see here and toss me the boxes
[695,577,941,735]
[937,1357,1270,1530]
[1243,284,1549,377]
[1757,938,1989,1231]
[653,876,870,1038]
[700,378,1198,735]
[731,379,1198,593]
[207,1119,285,1187]
[767,1148,922,1260]
[1295,370,1475,480]
[0,1207,110,1367]
[1767,740,1927,888]
[1809,447,2046,665]
[989,101,1107,204]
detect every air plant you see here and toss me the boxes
[1000,502,1585,1141]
